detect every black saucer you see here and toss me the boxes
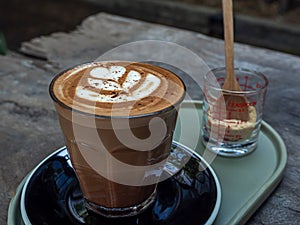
[21,142,221,225]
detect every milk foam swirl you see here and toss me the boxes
[76,66,162,103]
[51,62,185,117]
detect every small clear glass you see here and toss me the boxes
[201,68,268,157]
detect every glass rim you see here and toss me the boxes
[204,67,269,94]
[49,61,186,119]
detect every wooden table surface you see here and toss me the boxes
[1,13,300,224]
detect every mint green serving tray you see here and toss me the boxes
[174,100,287,225]
[8,100,287,225]
[8,177,26,225]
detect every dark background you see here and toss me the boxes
[1,0,300,55]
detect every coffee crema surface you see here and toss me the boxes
[51,62,185,116]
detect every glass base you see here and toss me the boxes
[201,136,257,157]
[84,191,157,218]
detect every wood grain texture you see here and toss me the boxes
[222,0,235,78]
[221,0,250,121]
[1,13,300,225]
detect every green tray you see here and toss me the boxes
[174,100,287,225]
[8,100,287,225]
[7,177,26,225]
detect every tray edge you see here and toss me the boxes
[228,121,287,225]
[180,100,287,225]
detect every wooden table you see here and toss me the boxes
[1,13,300,224]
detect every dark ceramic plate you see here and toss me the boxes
[21,142,221,225]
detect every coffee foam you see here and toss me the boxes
[51,62,185,116]
[78,69,161,103]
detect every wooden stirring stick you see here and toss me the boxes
[221,0,250,121]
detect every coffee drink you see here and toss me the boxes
[50,61,185,217]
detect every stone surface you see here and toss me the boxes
[83,0,300,55]
[1,13,300,224]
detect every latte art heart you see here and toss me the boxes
[51,62,185,117]
[90,66,126,80]
[77,67,161,103]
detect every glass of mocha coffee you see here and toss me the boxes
[49,61,185,217]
